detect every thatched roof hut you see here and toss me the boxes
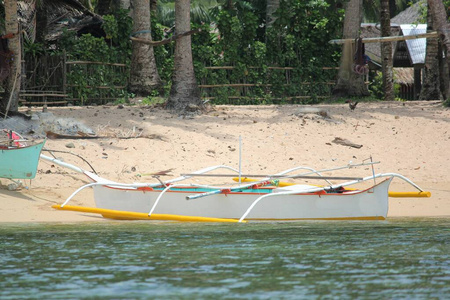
[18,0,103,43]
[394,67,414,85]
[360,2,426,99]
[361,2,424,67]
[393,24,427,68]
[361,23,400,68]
[391,1,425,24]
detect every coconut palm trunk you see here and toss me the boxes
[1,0,21,115]
[129,0,162,96]
[427,0,450,101]
[166,0,202,113]
[332,0,369,97]
[420,4,441,100]
[380,0,394,101]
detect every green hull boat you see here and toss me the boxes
[0,140,46,179]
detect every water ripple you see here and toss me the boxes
[0,218,448,299]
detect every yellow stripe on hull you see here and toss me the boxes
[232,177,431,198]
[52,204,245,223]
[52,204,384,222]
[246,216,386,221]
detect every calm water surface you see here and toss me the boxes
[1,218,449,299]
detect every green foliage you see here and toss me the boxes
[369,71,402,100]
[194,0,344,104]
[102,15,119,40]
[140,95,166,106]
[109,9,134,60]
[416,0,450,23]
[151,20,174,94]
[23,40,45,57]
[369,71,384,99]
[55,10,133,104]
[25,0,371,105]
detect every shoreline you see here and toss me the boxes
[1,101,449,222]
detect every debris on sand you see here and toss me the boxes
[332,137,363,149]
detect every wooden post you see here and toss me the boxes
[63,50,67,95]
[414,67,421,100]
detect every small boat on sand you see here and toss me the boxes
[1,130,46,181]
[41,155,430,223]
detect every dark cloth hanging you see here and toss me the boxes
[353,38,369,75]
[354,38,365,65]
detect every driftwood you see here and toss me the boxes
[46,131,165,141]
[332,137,363,149]
[130,28,202,46]
[46,131,99,139]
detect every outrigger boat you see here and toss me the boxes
[41,155,430,223]
[1,130,46,185]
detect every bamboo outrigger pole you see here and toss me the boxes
[329,31,439,44]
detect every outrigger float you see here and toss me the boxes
[41,154,430,223]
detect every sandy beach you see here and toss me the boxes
[1,100,449,222]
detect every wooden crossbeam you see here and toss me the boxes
[20,93,68,97]
[329,31,439,44]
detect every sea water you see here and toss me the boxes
[0,218,449,299]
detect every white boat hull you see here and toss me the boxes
[92,178,392,220]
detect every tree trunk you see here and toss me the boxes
[1,0,21,115]
[428,0,450,102]
[439,40,449,100]
[166,0,202,113]
[420,5,441,100]
[380,0,394,101]
[332,0,369,97]
[129,0,162,97]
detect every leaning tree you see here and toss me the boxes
[333,0,370,97]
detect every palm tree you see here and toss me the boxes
[166,0,202,112]
[380,0,394,100]
[1,0,21,115]
[129,0,163,96]
[419,3,441,100]
[333,0,370,97]
[428,0,450,102]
